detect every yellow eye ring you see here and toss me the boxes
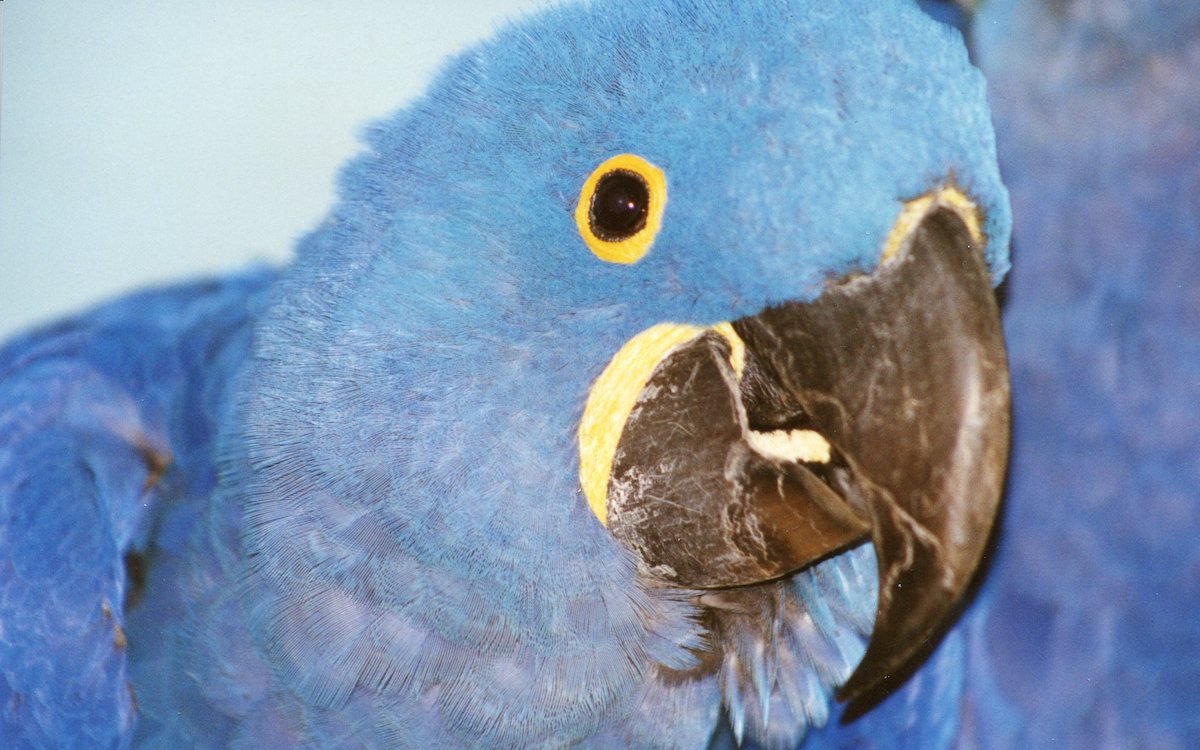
[574,154,667,264]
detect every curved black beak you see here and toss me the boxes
[605,206,1010,704]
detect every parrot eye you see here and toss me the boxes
[575,153,667,264]
[591,171,649,240]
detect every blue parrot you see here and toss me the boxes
[0,1,1016,747]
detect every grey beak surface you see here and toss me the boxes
[607,207,1010,704]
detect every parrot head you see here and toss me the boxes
[235,0,1011,741]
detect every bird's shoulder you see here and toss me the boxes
[0,269,275,749]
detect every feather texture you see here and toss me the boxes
[0,1,1012,747]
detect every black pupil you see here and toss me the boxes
[590,169,650,241]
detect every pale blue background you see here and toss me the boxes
[0,1,545,338]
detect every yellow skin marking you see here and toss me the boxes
[575,153,668,264]
[745,428,832,465]
[881,185,982,263]
[711,321,745,377]
[579,323,745,525]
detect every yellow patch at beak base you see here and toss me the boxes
[882,185,983,263]
[579,322,745,525]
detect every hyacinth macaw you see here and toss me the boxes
[959,0,1200,746]
[1,1,1014,748]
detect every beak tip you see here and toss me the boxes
[834,619,936,707]
[836,503,1005,709]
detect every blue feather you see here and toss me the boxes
[0,1,1016,747]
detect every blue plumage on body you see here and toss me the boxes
[7,2,1007,746]
[10,0,1191,747]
